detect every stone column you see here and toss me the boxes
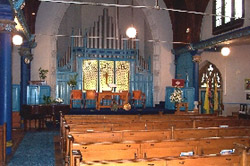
[0,3,15,155]
[192,55,201,102]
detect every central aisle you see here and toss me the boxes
[8,131,58,166]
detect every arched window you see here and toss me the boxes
[213,0,244,35]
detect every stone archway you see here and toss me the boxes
[199,60,223,114]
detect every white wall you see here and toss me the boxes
[57,5,82,58]
[200,0,250,115]
[33,0,174,103]
[34,2,69,97]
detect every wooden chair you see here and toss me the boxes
[70,90,83,109]
[119,91,130,107]
[131,90,146,108]
[84,90,97,108]
[100,91,113,107]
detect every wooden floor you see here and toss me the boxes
[54,135,64,166]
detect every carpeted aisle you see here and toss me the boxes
[8,131,59,166]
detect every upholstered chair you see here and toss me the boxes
[84,90,97,108]
[131,90,146,108]
[70,90,83,109]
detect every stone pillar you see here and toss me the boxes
[0,3,15,154]
[192,55,201,102]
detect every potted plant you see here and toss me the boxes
[43,95,52,105]
[39,67,49,81]
[67,74,78,89]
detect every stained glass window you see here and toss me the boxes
[213,0,244,35]
[235,1,243,19]
[199,63,222,88]
[224,0,232,24]
[215,0,222,27]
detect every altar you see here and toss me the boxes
[96,91,129,110]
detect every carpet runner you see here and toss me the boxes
[8,131,58,166]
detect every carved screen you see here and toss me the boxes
[82,60,98,90]
[82,60,130,92]
[115,61,130,91]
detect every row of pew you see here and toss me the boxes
[60,113,250,166]
[0,123,6,165]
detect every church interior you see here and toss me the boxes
[1,0,250,165]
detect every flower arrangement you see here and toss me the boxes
[43,95,64,104]
[170,87,183,103]
[55,98,64,104]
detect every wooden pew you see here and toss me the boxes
[61,114,234,130]
[0,123,6,165]
[61,119,250,153]
[60,120,194,154]
[61,114,234,125]
[63,127,250,165]
[69,136,250,166]
[59,113,237,143]
[66,127,250,144]
[74,153,250,166]
[60,113,240,139]
[173,126,250,139]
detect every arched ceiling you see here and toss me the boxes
[163,0,210,48]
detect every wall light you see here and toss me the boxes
[221,47,230,56]
[126,26,137,38]
[12,34,23,46]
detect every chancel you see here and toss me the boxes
[1,0,250,165]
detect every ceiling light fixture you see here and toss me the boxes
[221,47,230,56]
[126,27,137,38]
[12,34,23,46]
[126,0,137,39]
